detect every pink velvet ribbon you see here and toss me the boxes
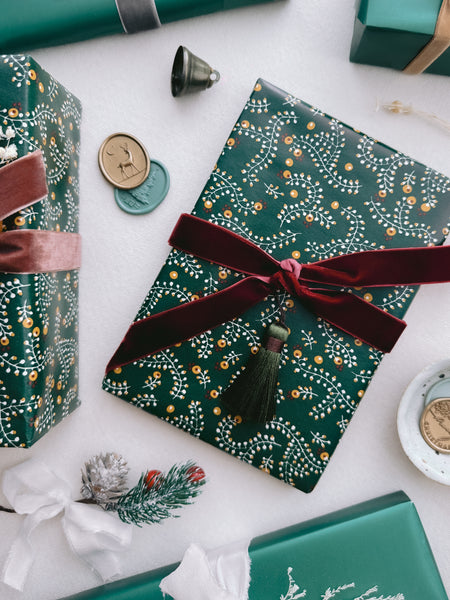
[106,213,450,372]
[0,151,81,273]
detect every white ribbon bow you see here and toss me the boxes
[1,459,133,591]
[160,541,251,600]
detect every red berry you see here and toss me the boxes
[186,465,205,483]
[145,469,162,490]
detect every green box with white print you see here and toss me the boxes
[61,492,449,599]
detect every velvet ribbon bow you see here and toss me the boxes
[0,151,81,273]
[107,213,450,372]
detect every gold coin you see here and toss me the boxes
[420,397,450,454]
[98,133,150,190]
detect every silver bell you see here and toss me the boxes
[171,46,220,97]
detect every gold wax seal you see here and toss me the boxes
[98,133,150,190]
[420,397,450,454]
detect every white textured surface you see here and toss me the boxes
[1,1,450,598]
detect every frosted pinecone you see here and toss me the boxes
[81,453,129,510]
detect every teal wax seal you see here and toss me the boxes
[425,376,450,405]
[114,159,170,215]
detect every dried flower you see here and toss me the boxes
[81,452,129,510]
[4,144,17,161]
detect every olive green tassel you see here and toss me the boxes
[221,322,289,424]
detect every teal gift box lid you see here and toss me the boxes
[350,0,450,75]
[60,492,448,599]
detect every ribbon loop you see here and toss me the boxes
[0,151,82,273]
[2,459,132,591]
[106,213,450,372]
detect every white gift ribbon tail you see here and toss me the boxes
[2,503,64,591]
[160,541,251,600]
[1,459,132,591]
[63,503,133,582]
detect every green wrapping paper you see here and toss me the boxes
[0,0,281,53]
[350,0,450,75]
[0,55,81,447]
[104,79,450,493]
[60,492,448,599]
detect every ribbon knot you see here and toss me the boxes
[50,488,72,509]
[279,258,302,279]
[2,459,132,591]
[107,213,450,373]
[272,258,303,296]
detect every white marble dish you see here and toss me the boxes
[398,359,450,485]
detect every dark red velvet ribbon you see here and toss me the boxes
[0,151,81,273]
[107,213,450,372]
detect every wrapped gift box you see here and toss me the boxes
[0,55,81,447]
[61,492,448,599]
[104,78,450,493]
[350,0,450,75]
[0,0,281,53]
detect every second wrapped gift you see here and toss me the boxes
[104,79,450,493]
[0,55,81,447]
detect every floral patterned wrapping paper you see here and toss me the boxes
[0,55,81,447]
[104,79,450,492]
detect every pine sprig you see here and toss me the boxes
[116,461,206,526]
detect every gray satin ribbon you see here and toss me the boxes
[115,0,161,33]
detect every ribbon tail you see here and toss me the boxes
[2,505,63,591]
[1,459,69,591]
[170,214,280,277]
[2,526,36,591]
[297,287,407,353]
[301,245,450,288]
[160,544,245,600]
[63,504,133,583]
[106,277,271,372]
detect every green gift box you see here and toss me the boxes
[60,492,448,599]
[350,0,450,75]
[104,79,450,493]
[0,55,81,447]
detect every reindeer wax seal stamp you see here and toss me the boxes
[99,134,170,214]
[98,133,150,190]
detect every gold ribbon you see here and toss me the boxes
[404,0,450,74]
